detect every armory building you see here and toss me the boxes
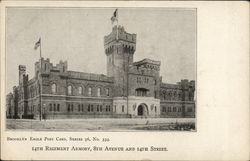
[6,25,195,119]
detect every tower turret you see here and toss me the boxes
[104,26,136,96]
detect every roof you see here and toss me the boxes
[133,58,161,66]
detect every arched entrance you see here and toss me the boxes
[137,103,148,116]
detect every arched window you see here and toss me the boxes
[106,88,110,96]
[51,83,57,94]
[97,88,101,97]
[78,86,83,95]
[88,87,92,96]
[68,85,72,95]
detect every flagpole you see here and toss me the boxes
[39,37,42,121]
[116,9,118,41]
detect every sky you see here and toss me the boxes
[6,8,196,94]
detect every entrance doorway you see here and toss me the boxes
[137,103,148,116]
[138,105,143,116]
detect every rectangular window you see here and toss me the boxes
[122,105,124,112]
[68,104,71,112]
[78,104,80,111]
[97,105,99,112]
[187,107,193,112]
[54,104,56,111]
[49,104,52,111]
[88,105,90,112]
[57,104,60,111]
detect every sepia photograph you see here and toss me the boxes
[5,7,196,131]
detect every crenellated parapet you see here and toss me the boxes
[104,26,136,56]
[133,58,161,71]
[160,80,195,101]
[35,58,68,77]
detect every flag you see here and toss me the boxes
[34,38,41,50]
[111,9,118,24]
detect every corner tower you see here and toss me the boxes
[104,26,136,96]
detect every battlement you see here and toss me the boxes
[161,80,195,90]
[67,71,114,82]
[132,58,161,73]
[104,26,136,50]
[35,58,68,76]
[133,58,161,70]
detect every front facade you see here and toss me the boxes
[6,25,195,119]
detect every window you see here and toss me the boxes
[173,107,176,112]
[68,85,72,95]
[51,83,56,94]
[178,107,182,112]
[67,105,70,112]
[136,88,148,97]
[78,104,80,111]
[88,87,92,96]
[106,88,110,96]
[49,104,52,111]
[97,88,101,97]
[100,105,103,112]
[155,106,157,112]
[154,91,157,98]
[54,104,56,111]
[162,106,166,112]
[122,105,124,112]
[57,104,60,111]
[187,107,193,112]
[97,105,99,112]
[78,86,83,95]
[88,105,90,112]
[155,80,157,85]
[71,104,74,112]
[168,107,171,112]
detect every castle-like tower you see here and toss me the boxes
[104,26,136,97]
